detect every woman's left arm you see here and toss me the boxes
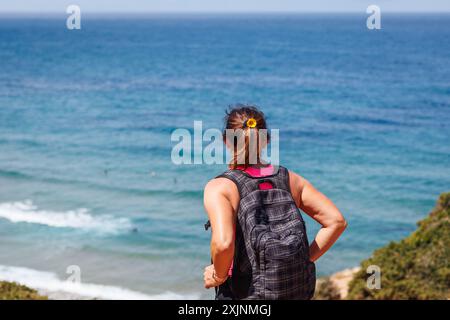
[290,172,347,262]
[203,178,237,288]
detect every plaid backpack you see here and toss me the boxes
[207,166,316,300]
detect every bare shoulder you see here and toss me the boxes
[288,169,305,188]
[204,177,240,212]
[204,177,238,198]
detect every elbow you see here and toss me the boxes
[212,238,234,255]
[333,217,348,232]
[340,218,348,231]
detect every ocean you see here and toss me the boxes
[0,13,449,299]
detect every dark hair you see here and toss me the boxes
[223,104,270,169]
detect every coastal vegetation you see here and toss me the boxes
[347,192,450,299]
[0,281,47,300]
[314,277,341,300]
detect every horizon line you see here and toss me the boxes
[1,10,450,15]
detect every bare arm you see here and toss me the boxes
[203,178,237,288]
[290,172,347,262]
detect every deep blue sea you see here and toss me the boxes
[0,13,449,299]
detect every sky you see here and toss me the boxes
[1,0,450,13]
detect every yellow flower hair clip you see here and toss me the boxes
[245,118,257,128]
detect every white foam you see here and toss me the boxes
[0,265,199,300]
[0,200,131,234]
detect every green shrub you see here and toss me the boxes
[0,281,47,300]
[347,192,450,300]
[314,277,341,300]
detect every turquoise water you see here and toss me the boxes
[0,14,449,299]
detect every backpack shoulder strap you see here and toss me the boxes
[216,170,253,198]
[270,165,292,193]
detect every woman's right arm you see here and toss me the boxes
[289,172,347,262]
[203,178,237,287]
